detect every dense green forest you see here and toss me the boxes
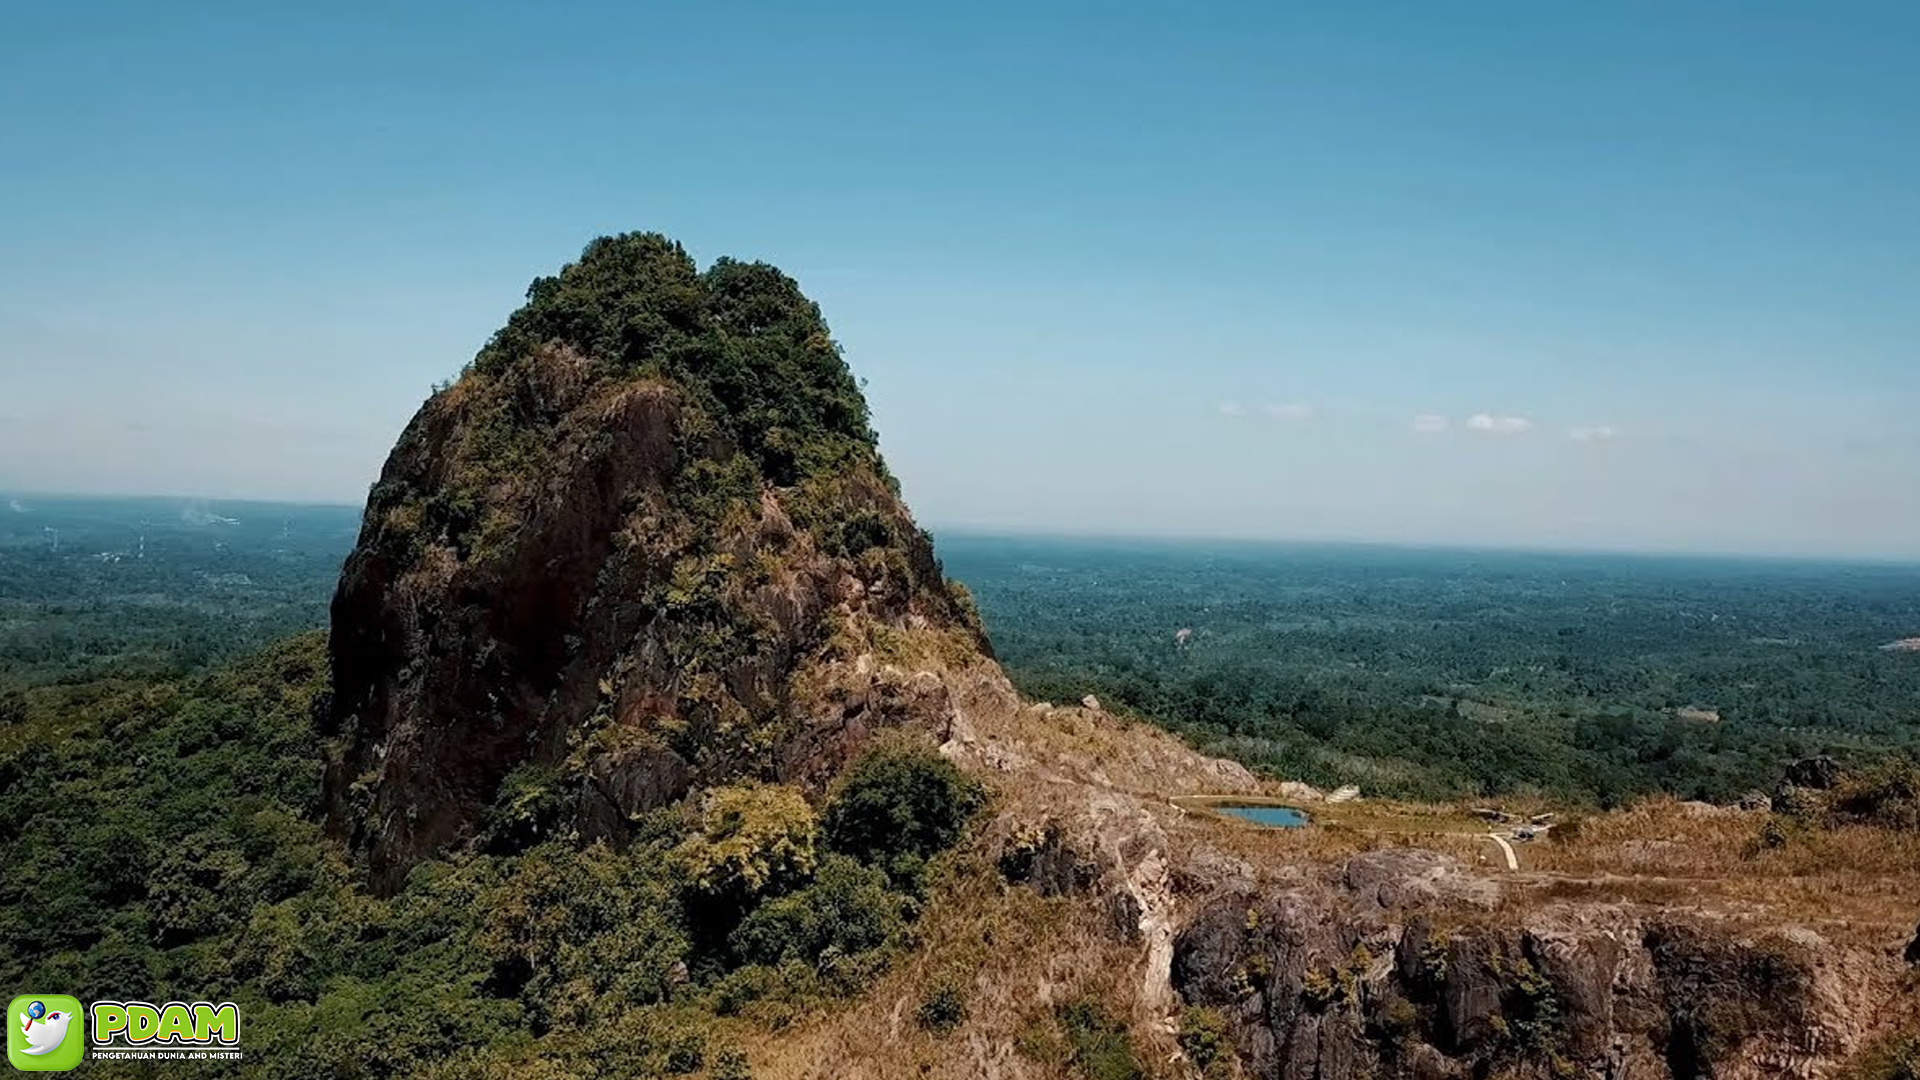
[0,496,357,690]
[2,591,982,1078]
[938,535,1920,804]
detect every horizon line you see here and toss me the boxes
[926,523,1920,569]
[7,487,1917,568]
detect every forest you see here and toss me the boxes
[0,496,357,690]
[1,499,992,1078]
[939,534,1920,804]
[9,498,1919,807]
[5,496,1920,1076]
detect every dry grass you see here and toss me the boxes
[1171,789,1920,952]
[1172,793,1496,869]
[1511,797,1920,946]
[740,849,1169,1080]
[757,647,1920,1075]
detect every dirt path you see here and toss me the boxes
[1486,832,1519,870]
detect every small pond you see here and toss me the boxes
[1216,804,1311,828]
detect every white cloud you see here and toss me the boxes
[1465,413,1534,435]
[1410,413,1450,435]
[1570,424,1620,442]
[1261,401,1315,421]
[1217,401,1247,417]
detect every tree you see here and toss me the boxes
[822,738,985,892]
[677,784,818,903]
[728,853,905,968]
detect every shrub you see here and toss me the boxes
[1301,966,1341,1009]
[1829,760,1920,831]
[822,739,986,891]
[1381,995,1420,1038]
[1754,815,1793,853]
[917,980,968,1033]
[1015,1017,1072,1066]
[1178,1006,1235,1075]
[729,853,906,969]
[945,579,984,634]
[708,960,821,1020]
[1547,813,1585,845]
[1057,998,1143,1080]
[662,1026,706,1074]
[829,509,897,558]
[476,842,689,1027]
[480,762,572,853]
[709,1046,754,1080]
[677,784,818,904]
[1504,953,1564,1053]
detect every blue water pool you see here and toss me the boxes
[1217,804,1310,828]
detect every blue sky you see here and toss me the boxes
[2,1,1917,558]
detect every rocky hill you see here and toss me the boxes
[320,232,1920,1079]
[323,233,987,891]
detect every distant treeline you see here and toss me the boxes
[940,535,1920,804]
[0,496,358,689]
[6,501,1919,807]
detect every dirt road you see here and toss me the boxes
[1486,832,1519,870]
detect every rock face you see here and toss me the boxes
[1784,757,1843,791]
[323,234,987,891]
[1171,855,1871,1080]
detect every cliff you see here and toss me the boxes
[323,233,986,891]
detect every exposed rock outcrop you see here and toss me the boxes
[1171,858,1879,1080]
[322,234,986,891]
[981,788,1901,1080]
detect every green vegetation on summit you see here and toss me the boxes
[475,236,878,489]
[380,234,892,563]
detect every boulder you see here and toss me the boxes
[1784,755,1842,791]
